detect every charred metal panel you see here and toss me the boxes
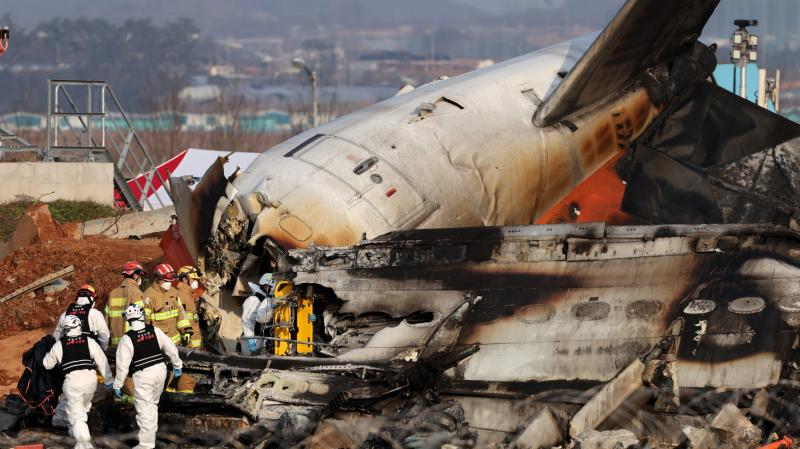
[372,222,605,243]
[226,368,360,418]
[566,236,695,260]
[621,82,800,225]
[626,300,663,319]
[290,223,800,388]
[171,157,229,262]
[569,358,646,437]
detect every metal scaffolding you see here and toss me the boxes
[44,79,170,211]
[0,125,35,152]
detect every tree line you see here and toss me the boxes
[0,14,205,114]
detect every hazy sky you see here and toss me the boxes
[451,0,592,14]
[0,0,795,60]
[0,0,622,28]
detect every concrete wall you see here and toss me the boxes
[82,206,175,239]
[0,162,114,205]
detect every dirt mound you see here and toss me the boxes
[0,236,163,339]
[0,329,47,396]
[7,203,81,253]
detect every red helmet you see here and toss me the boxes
[122,261,144,276]
[154,263,176,281]
[77,284,97,299]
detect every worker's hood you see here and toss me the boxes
[247,282,265,297]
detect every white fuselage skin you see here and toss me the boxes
[228,35,659,250]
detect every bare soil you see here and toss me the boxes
[0,329,48,395]
[0,236,163,339]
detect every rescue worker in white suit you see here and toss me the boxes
[52,284,111,429]
[241,273,276,355]
[43,315,114,449]
[113,304,182,449]
[53,284,110,350]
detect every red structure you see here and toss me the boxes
[0,27,8,58]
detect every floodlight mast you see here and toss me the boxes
[731,19,758,99]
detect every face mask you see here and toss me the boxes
[190,280,199,290]
[129,319,145,331]
[160,281,172,291]
[136,278,142,287]
[76,296,92,306]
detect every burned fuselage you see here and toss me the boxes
[287,223,800,391]
[160,0,800,446]
[168,0,800,330]
[191,45,665,289]
[175,222,800,446]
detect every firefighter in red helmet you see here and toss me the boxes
[142,263,191,345]
[106,261,147,348]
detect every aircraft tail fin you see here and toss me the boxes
[534,0,719,127]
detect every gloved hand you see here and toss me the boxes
[308,313,317,323]
[247,339,257,353]
[114,388,123,399]
[173,367,182,378]
[104,382,113,391]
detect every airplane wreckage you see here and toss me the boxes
[10,0,800,447]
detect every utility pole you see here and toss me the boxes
[292,59,318,129]
[730,19,759,100]
[430,29,436,65]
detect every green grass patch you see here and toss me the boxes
[0,199,32,241]
[47,199,115,223]
[0,197,116,240]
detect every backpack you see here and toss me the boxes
[16,335,63,415]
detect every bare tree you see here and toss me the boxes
[200,80,294,152]
[139,74,192,163]
[208,81,252,150]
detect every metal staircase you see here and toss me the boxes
[0,125,35,151]
[44,79,170,211]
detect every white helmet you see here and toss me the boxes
[124,304,145,323]
[63,315,83,337]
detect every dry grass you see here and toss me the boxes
[13,129,289,164]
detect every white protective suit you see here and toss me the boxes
[241,294,260,354]
[242,282,273,355]
[255,295,274,326]
[51,299,112,429]
[43,336,113,449]
[53,298,111,350]
[113,323,182,449]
